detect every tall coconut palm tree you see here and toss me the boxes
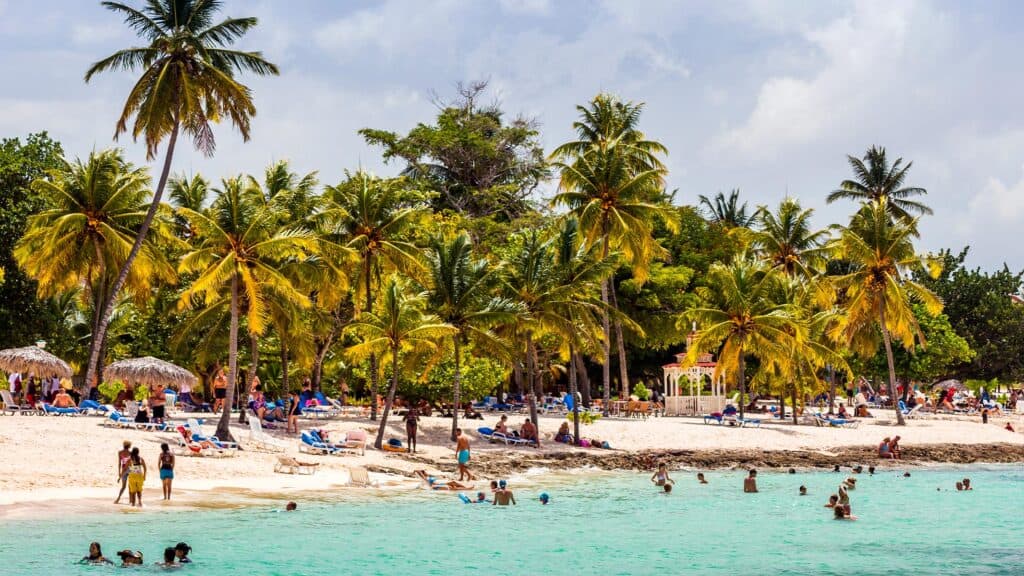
[82,0,279,390]
[345,276,456,449]
[683,257,805,420]
[168,174,209,239]
[752,198,832,278]
[830,200,942,425]
[177,177,315,441]
[425,233,520,440]
[552,94,674,409]
[15,149,175,381]
[827,146,932,223]
[322,171,424,420]
[698,189,755,229]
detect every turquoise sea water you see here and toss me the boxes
[0,466,1021,575]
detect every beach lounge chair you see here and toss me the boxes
[476,426,529,446]
[338,429,367,455]
[348,466,377,487]
[736,417,762,428]
[77,399,108,415]
[42,403,82,416]
[814,413,859,428]
[101,411,132,428]
[175,425,233,457]
[300,431,339,455]
[274,455,319,475]
[186,418,239,450]
[703,413,724,425]
[246,417,288,453]
[1,390,39,415]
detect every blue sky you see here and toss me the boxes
[2,0,1023,270]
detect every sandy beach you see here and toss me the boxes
[1,406,1022,515]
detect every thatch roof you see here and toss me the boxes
[0,346,73,378]
[104,356,197,388]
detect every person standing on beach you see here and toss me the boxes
[454,428,475,481]
[114,440,132,504]
[126,447,146,507]
[404,407,419,454]
[744,469,758,493]
[212,365,228,413]
[158,443,175,501]
[286,389,300,434]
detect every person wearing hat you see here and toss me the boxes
[114,440,132,504]
[492,480,516,506]
[116,550,143,566]
[539,493,550,505]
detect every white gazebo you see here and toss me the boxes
[661,331,727,416]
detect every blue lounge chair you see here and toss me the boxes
[736,417,762,428]
[477,426,529,446]
[300,431,338,455]
[43,403,82,416]
[703,413,724,425]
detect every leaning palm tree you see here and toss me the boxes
[830,200,942,425]
[698,189,755,229]
[827,146,932,223]
[15,149,175,380]
[683,257,805,420]
[82,0,279,390]
[552,94,675,408]
[321,171,424,420]
[752,198,832,278]
[346,277,456,449]
[177,177,315,441]
[424,233,520,440]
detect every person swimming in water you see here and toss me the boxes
[651,463,674,487]
[79,542,113,565]
[156,547,178,569]
[493,480,516,506]
[825,494,839,508]
[697,472,708,484]
[475,492,489,503]
[286,501,297,511]
[962,478,973,490]
[414,470,472,491]
[663,483,673,494]
[743,469,758,493]
[116,550,144,566]
[833,505,857,521]
[174,543,192,564]
[799,485,807,496]
[539,492,550,505]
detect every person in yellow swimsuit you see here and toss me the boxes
[126,447,147,508]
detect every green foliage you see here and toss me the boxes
[406,352,507,404]
[97,380,124,403]
[567,411,601,425]
[360,81,548,221]
[0,133,66,350]
[854,304,974,383]
[633,381,650,400]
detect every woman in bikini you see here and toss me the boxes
[126,447,146,508]
[404,407,419,453]
[158,442,175,501]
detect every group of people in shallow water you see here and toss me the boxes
[79,541,191,568]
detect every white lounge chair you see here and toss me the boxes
[187,418,239,450]
[248,417,288,452]
[1,390,38,415]
[348,466,377,487]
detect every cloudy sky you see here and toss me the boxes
[2,0,1022,270]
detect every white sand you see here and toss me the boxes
[0,408,1020,510]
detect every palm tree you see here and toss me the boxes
[425,233,519,440]
[830,200,942,425]
[683,257,805,420]
[345,276,456,449]
[752,198,832,277]
[168,174,209,238]
[15,149,175,383]
[503,229,609,425]
[552,102,676,409]
[177,177,315,441]
[827,146,932,223]
[322,171,424,420]
[82,0,279,390]
[698,189,755,229]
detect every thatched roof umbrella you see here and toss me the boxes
[104,356,197,389]
[0,346,73,378]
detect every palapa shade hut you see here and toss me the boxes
[103,356,197,390]
[0,346,73,378]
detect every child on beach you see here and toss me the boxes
[127,447,146,508]
[115,440,132,504]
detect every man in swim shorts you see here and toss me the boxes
[454,428,475,481]
[493,480,516,506]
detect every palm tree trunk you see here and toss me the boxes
[374,350,401,450]
[600,279,611,415]
[878,305,906,425]
[512,360,522,397]
[526,334,539,426]
[791,386,798,425]
[738,349,746,420]
[281,340,289,392]
[828,365,836,416]
[450,337,462,442]
[84,118,180,391]
[240,334,259,424]
[216,273,239,441]
[779,391,786,419]
[608,284,630,400]
[365,261,378,421]
[575,353,591,406]
[570,345,580,446]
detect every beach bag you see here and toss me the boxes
[388,438,403,448]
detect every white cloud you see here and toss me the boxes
[314,0,459,60]
[70,22,122,45]
[968,166,1024,224]
[499,0,551,15]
